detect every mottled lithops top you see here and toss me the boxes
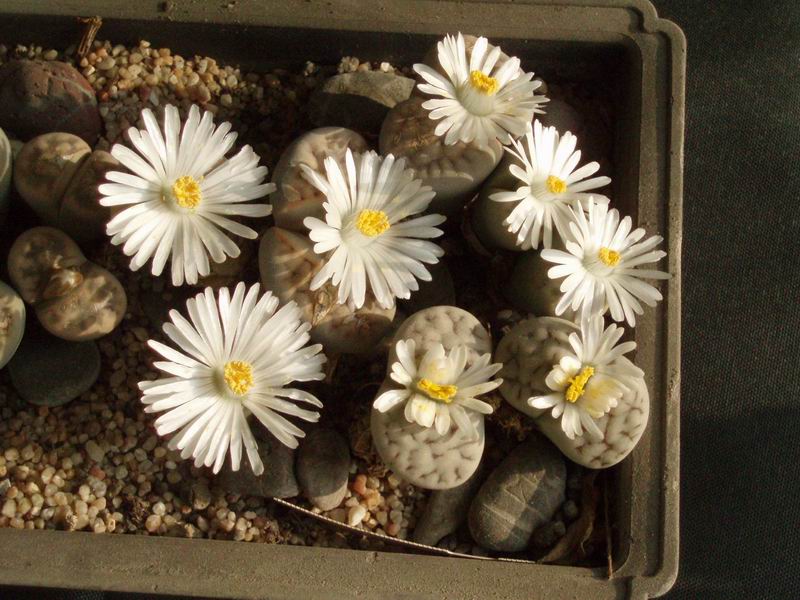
[270,127,368,232]
[536,375,650,469]
[8,227,126,342]
[495,316,577,418]
[387,305,492,370]
[0,281,25,369]
[14,132,91,226]
[371,386,487,490]
[379,97,502,215]
[258,226,394,355]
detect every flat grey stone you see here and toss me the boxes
[468,434,566,552]
[8,327,99,406]
[296,428,351,511]
[310,71,415,133]
[412,466,484,545]
[216,432,299,499]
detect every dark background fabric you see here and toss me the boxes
[3,0,799,599]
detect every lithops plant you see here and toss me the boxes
[258,226,394,355]
[14,132,117,243]
[0,281,25,370]
[0,127,11,221]
[270,127,368,231]
[497,315,650,469]
[380,96,503,216]
[370,306,502,490]
[8,227,127,342]
[505,250,576,318]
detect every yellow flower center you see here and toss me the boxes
[546,175,567,194]
[172,175,202,209]
[565,366,595,403]
[469,70,499,96]
[223,361,253,396]
[598,247,621,267]
[417,378,458,404]
[355,209,390,237]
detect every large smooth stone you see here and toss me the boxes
[536,376,650,469]
[468,434,566,552]
[386,305,492,370]
[309,71,415,134]
[58,149,118,243]
[379,97,503,217]
[495,317,577,419]
[8,327,100,406]
[296,428,351,511]
[14,132,91,226]
[0,128,11,221]
[258,226,394,355]
[0,281,25,370]
[0,60,102,144]
[216,432,299,499]
[506,251,575,318]
[412,467,484,545]
[371,387,486,490]
[270,127,369,232]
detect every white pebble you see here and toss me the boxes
[2,499,16,518]
[347,504,367,527]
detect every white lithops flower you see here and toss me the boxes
[99,104,275,286]
[530,315,642,440]
[491,120,611,249]
[374,339,503,440]
[301,149,446,310]
[139,283,326,475]
[413,32,547,147]
[541,197,670,326]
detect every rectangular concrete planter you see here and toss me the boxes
[0,1,684,598]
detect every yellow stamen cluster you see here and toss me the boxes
[172,175,203,209]
[355,209,391,237]
[417,378,458,403]
[598,247,621,267]
[546,175,567,194]
[469,70,499,96]
[565,366,595,403]
[224,361,254,396]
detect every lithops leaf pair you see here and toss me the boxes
[8,227,126,341]
[0,281,25,369]
[14,132,117,243]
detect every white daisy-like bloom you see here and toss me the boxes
[99,104,275,286]
[413,32,547,147]
[301,149,446,310]
[139,283,326,475]
[490,120,611,249]
[374,339,503,440]
[541,197,670,326]
[529,315,643,440]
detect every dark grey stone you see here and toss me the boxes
[216,432,299,499]
[296,428,351,511]
[412,466,483,546]
[468,434,566,552]
[8,327,100,406]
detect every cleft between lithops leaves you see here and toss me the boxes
[40,267,84,300]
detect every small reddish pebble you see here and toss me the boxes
[386,522,400,536]
[352,474,367,497]
[89,465,106,480]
